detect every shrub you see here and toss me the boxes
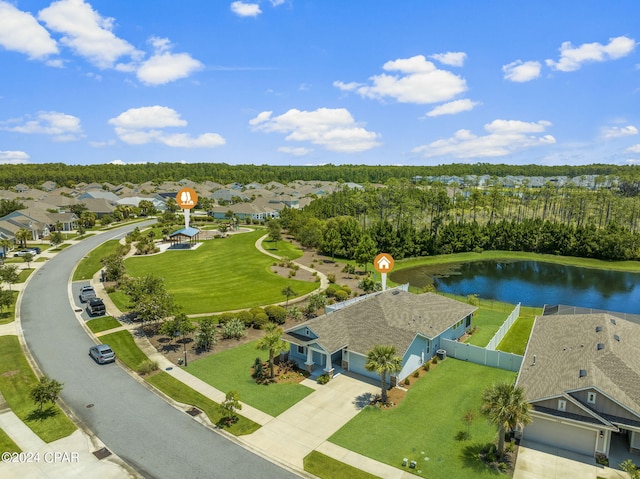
[404,378,410,386]
[264,305,287,324]
[324,284,340,298]
[334,290,348,302]
[317,374,330,385]
[249,307,265,318]
[236,310,254,327]
[432,357,438,364]
[413,371,420,378]
[423,362,430,372]
[341,285,352,296]
[252,313,269,329]
[137,360,158,375]
[217,312,236,325]
[327,273,336,283]
[455,430,470,441]
[221,318,247,339]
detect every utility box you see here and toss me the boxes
[436,349,447,361]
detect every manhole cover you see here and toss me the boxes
[93,447,111,460]
[187,407,201,416]
[86,404,94,408]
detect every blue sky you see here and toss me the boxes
[0,0,639,167]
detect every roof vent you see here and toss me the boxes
[610,319,617,325]
[595,326,603,333]
[614,334,620,342]
[579,369,588,378]
[597,343,605,351]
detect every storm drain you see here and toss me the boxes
[187,407,201,416]
[93,447,112,460]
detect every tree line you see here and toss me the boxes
[279,181,640,263]
[2,162,640,189]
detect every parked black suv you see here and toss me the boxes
[87,298,106,316]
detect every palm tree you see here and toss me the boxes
[16,228,31,248]
[481,382,531,457]
[0,238,12,258]
[365,345,402,403]
[281,286,296,308]
[256,322,288,379]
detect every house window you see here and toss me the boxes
[588,392,596,404]
[558,400,566,412]
[297,345,305,354]
[305,328,310,337]
[465,316,471,327]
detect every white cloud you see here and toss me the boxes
[430,52,467,67]
[334,54,467,104]
[250,107,381,153]
[0,1,58,59]
[425,99,479,117]
[413,119,555,159]
[109,106,225,148]
[626,144,640,153]
[0,150,30,164]
[278,146,311,156]
[602,125,638,139]
[270,0,285,5]
[502,60,541,82]
[231,2,261,17]
[546,35,636,72]
[38,0,142,69]
[108,106,187,129]
[625,159,640,165]
[0,111,83,141]
[136,37,203,85]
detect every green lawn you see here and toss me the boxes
[186,340,314,416]
[99,330,149,370]
[86,316,122,333]
[261,238,304,260]
[108,290,131,312]
[465,308,508,347]
[497,306,541,355]
[17,268,34,283]
[49,243,71,252]
[304,451,380,479]
[146,372,260,436]
[0,291,18,324]
[0,426,21,453]
[0,336,76,443]
[73,239,123,281]
[124,229,317,314]
[329,359,516,479]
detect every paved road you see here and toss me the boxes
[20,224,300,479]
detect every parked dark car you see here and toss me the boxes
[79,285,96,302]
[89,344,115,364]
[87,298,106,316]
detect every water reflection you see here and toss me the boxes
[390,260,640,313]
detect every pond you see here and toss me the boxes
[389,260,640,313]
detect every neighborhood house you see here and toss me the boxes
[284,289,476,384]
[517,313,640,458]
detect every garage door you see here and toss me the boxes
[524,416,597,456]
[347,352,379,383]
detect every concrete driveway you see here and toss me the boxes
[242,373,379,470]
[514,441,630,479]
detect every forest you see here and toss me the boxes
[2,162,640,188]
[278,179,640,263]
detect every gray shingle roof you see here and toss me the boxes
[517,314,640,415]
[285,290,476,356]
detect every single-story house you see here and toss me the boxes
[283,289,476,382]
[516,313,640,458]
[208,203,278,221]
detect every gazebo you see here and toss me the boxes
[168,226,200,248]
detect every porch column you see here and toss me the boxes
[304,347,314,372]
[324,352,334,378]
